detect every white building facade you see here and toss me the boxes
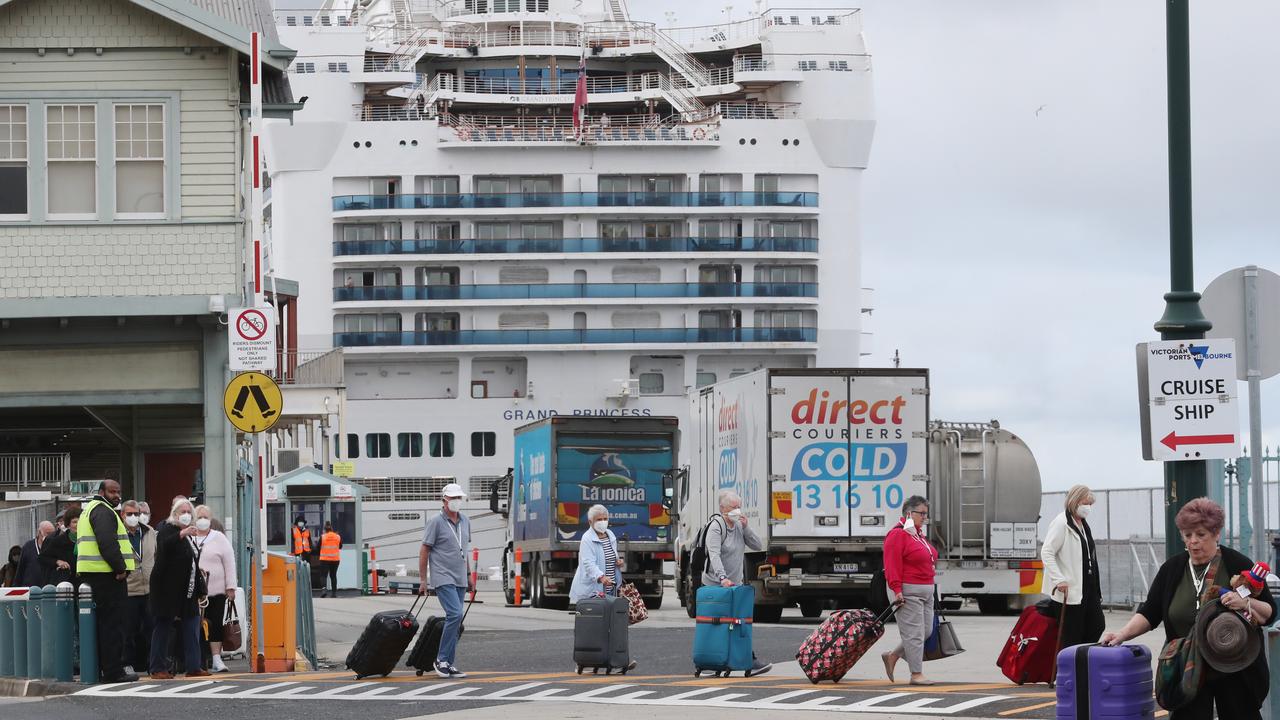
[266,1,875,547]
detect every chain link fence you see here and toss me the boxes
[0,501,58,556]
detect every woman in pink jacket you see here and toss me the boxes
[194,505,237,673]
[880,495,939,685]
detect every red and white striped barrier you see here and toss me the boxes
[0,587,30,599]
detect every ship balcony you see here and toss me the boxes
[332,192,819,215]
[333,282,818,304]
[412,71,725,112]
[332,236,819,257]
[438,113,721,145]
[333,326,818,349]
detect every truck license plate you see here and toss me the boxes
[833,563,859,574]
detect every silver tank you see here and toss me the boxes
[927,420,1042,559]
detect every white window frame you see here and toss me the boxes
[0,104,29,219]
[45,103,98,221]
[113,103,166,220]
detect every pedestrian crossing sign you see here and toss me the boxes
[223,371,283,433]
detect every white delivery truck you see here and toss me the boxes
[674,368,930,622]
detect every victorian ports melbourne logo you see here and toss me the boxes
[1148,343,1233,370]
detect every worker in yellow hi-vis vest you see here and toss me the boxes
[77,478,138,683]
[319,521,342,597]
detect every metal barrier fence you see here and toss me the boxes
[296,559,318,669]
[0,502,57,556]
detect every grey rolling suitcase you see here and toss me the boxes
[573,595,631,674]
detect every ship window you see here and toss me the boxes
[755,310,805,328]
[828,60,851,72]
[302,15,313,26]
[471,432,497,457]
[612,266,659,283]
[696,372,717,388]
[365,433,392,458]
[429,432,455,458]
[598,176,628,193]
[611,311,660,328]
[499,266,549,284]
[346,433,360,459]
[525,0,548,10]
[498,312,549,329]
[397,432,423,458]
[416,312,459,332]
[638,373,664,395]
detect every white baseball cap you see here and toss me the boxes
[441,483,468,499]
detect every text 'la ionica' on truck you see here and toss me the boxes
[673,368,1045,621]
[489,416,682,610]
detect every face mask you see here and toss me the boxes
[195,518,211,532]
[593,520,609,533]
[446,499,463,513]
[727,509,743,521]
[124,515,140,528]
[139,514,150,525]
[297,521,306,528]
[1077,504,1093,518]
[177,513,192,527]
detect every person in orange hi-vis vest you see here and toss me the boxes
[291,516,312,559]
[318,521,342,598]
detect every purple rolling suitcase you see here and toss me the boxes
[1055,644,1155,720]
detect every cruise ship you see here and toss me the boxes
[265,0,875,572]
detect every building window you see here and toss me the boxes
[471,432,497,457]
[114,104,165,216]
[415,312,460,332]
[696,372,718,388]
[346,433,360,459]
[397,432,423,457]
[46,104,96,218]
[365,433,391,458]
[0,105,27,215]
[638,372,664,395]
[429,432,455,458]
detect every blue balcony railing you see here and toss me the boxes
[331,191,819,211]
[332,236,819,256]
[334,282,818,301]
[333,327,818,347]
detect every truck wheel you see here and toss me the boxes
[643,594,662,610]
[799,599,822,618]
[529,563,543,608]
[977,596,1011,615]
[502,553,516,605]
[754,604,784,624]
[683,568,698,619]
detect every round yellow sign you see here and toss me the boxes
[223,371,283,433]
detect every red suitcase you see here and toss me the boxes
[796,606,895,684]
[997,601,1065,685]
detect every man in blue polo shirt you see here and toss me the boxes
[418,483,471,678]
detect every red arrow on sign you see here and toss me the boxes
[1161,431,1236,451]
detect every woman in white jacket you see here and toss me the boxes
[1040,485,1104,648]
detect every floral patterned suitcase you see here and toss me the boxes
[796,606,895,683]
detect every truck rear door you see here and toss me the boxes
[769,370,928,539]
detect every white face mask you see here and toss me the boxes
[124,515,140,529]
[195,518,212,532]
[177,513,192,527]
[727,509,743,521]
[593,520,609,533]
[139,513,150,525]
[1077,504,1093,518]
[446,499,463,513]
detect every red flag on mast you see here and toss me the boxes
[573,53,587,137]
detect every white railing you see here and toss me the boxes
[420,71,675,98]
[0,453,71,491]
[438,113,720,143]
[352,103,436,121]
[714,101,801,120]
[268,349,345,387]
[274,9,360,28]
[733,53,871,73]
[363,55,416,73]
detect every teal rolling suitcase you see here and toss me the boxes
[692,584,756,677]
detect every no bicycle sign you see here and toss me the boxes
[230,306,277,372]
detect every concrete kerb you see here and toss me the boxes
[398,703,1007,720]
[0,677,81,698]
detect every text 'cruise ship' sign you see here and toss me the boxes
[1136,339,1240,461]
[230,306,277,372]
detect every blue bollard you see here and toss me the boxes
[78,584,97,684]
[40,584,56,679]
[53,583,74,682]
[25,586,41,679]
[0,593,14,676]
[12,591,27,678]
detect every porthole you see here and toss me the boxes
[364,141,372,148]
[793,138,801,146]
[399,140,406,146]
[411,140,419,147]
[739,138,746,145]
[782,139,790,146]
[352,141,360,148]
[749,138,757,145]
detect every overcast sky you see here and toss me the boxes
[652,0,1280,491]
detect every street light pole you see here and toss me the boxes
[1155,0,1212,559]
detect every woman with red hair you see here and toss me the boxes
[1102,497,1275,719]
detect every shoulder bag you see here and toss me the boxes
[222,600,243,652]
[1154,551,1220,711]
[924,586,964,661]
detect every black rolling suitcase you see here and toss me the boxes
[406,591,475,676]
[573,594,631,674]
[345,596,422,678]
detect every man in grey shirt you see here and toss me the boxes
[418,483,472,678]
[701,490,770,675]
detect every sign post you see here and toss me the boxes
[1201,266,1280,561]
[1137,340,1240,463]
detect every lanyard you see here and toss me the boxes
[446,514,464,556]
[1189,558,1212,610]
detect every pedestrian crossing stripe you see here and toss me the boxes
[76,679,1014,715]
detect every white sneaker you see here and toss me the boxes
[211,655,228,673]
